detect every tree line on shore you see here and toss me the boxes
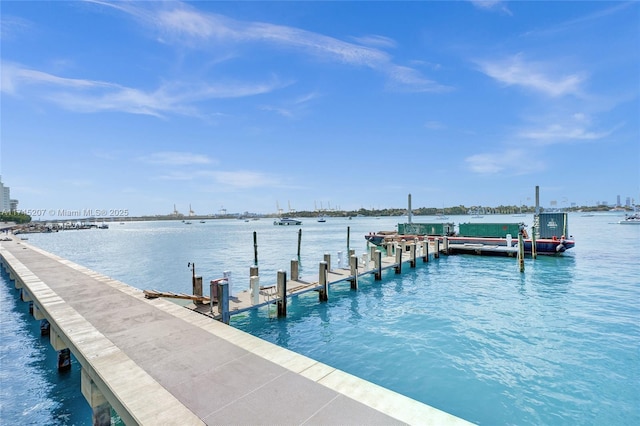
[0,212,31,224]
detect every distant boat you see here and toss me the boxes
[317,216,327,223]
[618,213,640,224]
[185,221,192,225]
[98,223,109,229]
[274,217,302,226]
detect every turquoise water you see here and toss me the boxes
[2,214,639,425]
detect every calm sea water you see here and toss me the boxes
[1,214,638,425]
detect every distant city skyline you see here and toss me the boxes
[1,1,638,217]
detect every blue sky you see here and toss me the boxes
[1,1,638,217]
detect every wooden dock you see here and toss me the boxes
[0,236,472,426]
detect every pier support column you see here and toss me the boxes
[319,261,328,302]
[443,237,449,255]
[361,253,369,271]
[21,288,32,302]
[410,243,416,268]
[434,238,440,258]
[14,275,22,289]
[324,253,331,272]
[217,280,230,324]
[33,304,45,320]
[290,259,299,281]
[349,255,358,290]
[395,244,402,274]
[277,270,287,317]
[50,328,67,351]
[250,276,260,305]
[81,369,111,426]
[80,369,111,426]
[374,250,382,280]
[40,319,50,336]
[58,348,71,371]
[422,240,429,262]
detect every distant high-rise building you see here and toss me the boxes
[617,195,621,206]
[0,176,11,212]
[626,197,631,207]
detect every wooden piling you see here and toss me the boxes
[443,236,449,255]
[193,276,203,302]
[319,261,328,301]
[297,229,302,257]
[349,255,358,290]
[375,250,382,280]
[410,243,416,267]
[422,239,429,262]
[277,270,287,316]
[395,243,402,274]
[518,233,525,272]
[434,238,440,258]
[250,275,260,305]
[217,280,230,323]
[324,253,331,272]
[531,226,537,259]
[291,259,299,281]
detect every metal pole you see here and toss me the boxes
[253,231,258,265]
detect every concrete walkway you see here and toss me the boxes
[1,236,472,425]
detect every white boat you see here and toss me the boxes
[274,217,302,226]
[317,216,326,223]
[618,213,640,224]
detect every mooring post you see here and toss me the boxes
[361,253,369,270]
[422,239,429,262]
[193,276,203,302]
[277,270,287,317]
[375,249,382,280]
[434,238,440,258]
[253,231,258,265]
[290,259,299,281]
[443,236,449,255]
[324,252,331,272]
[223,270,232,289]
[349,254,358,290]
[297,229,302,257]
[250,265,259,282]
[319,261,328,302]
[531,226,537,259]
[250,275,260,305]
[217,280,230,324]
[410,243,416,267]
[395,243,402,274]
[518,232,525,272]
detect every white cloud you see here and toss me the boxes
[92,1,447,93]
[1,62,284,117]
[141,152,212,166]
[465,149,544,175]
[477,54,586,97]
